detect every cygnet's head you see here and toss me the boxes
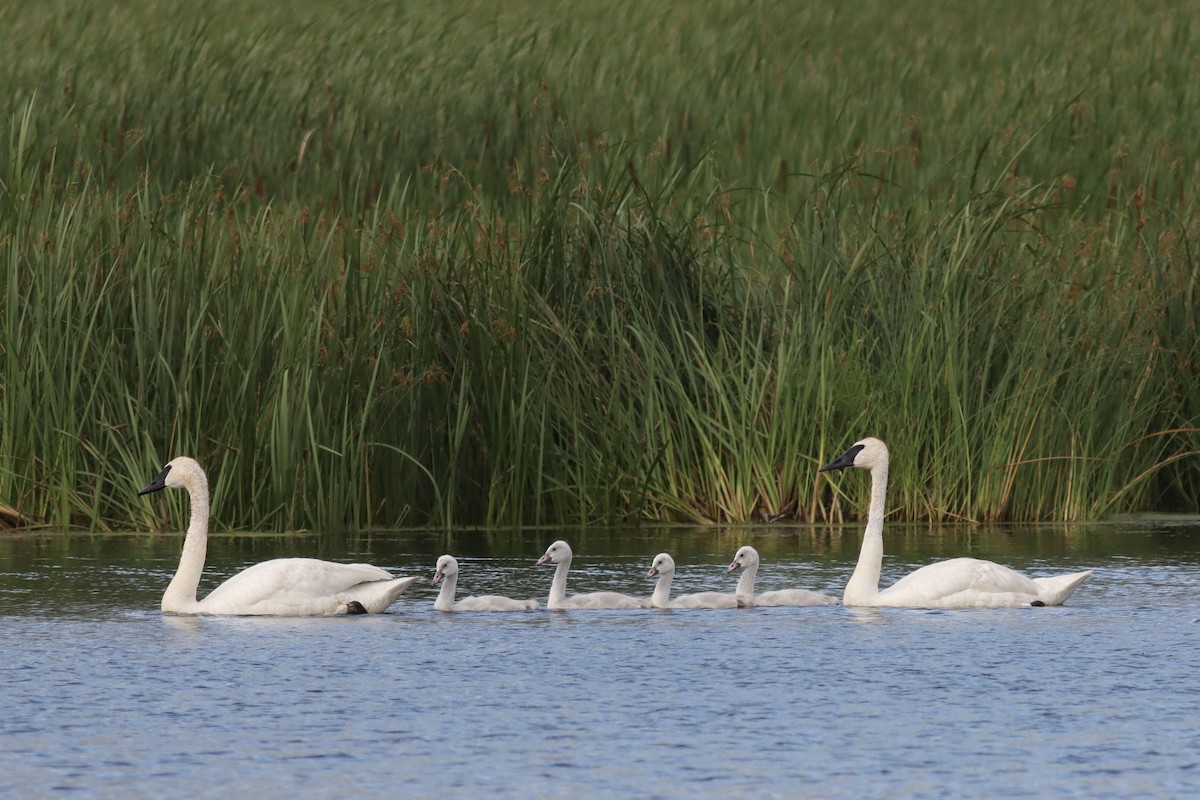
[729,545,760,573]
[138,456,206,496]
[818,437,889,473]
[433,555,460,584]
[537,540,573,566]
[647,553,676,578]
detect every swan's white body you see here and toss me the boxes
[727,546,838,607]
[819,438,1094,608]
[646,553,739,609]
[537,541,647,610]
[139,457,419,615]
[432,555,538,611]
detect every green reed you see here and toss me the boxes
[1,0,1197,530]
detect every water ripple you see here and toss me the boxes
[2,526,1199,797]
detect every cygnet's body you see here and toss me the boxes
[647,553,739,609]
[536,541,647,610]
[728,546,838,607]
[432,555,538,611]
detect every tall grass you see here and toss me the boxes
[1,0,1197,530]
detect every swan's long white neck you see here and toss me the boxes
[162,476,210,613]
[650,570,673,606]
[844,459,888,605]
[735,561,757,597]
[434,572,458,611]
[548,558,571,607]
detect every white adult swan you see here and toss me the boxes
[139,457,420,615]
[646,553,739,609]
[727,546,838,607]
[536,540,647,610]
[432,555,538,611]
[818,437,1094,608]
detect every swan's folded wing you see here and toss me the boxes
[966,560,1042,594]
[201,558,395,613]
[880,557,1044,607]
[881,558,1024,600]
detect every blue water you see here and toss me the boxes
[1,523,1198,798]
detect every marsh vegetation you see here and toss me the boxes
[2,0,1197,530]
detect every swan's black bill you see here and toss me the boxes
[818,444,864,473]
[138,465,171,496]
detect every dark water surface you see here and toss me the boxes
[2,521,1198,798]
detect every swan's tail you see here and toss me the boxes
[347,575,422,613]
[1032,570,1093,606]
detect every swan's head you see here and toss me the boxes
[729,545,760,573]
[647,553,676,578]
[537,540,572,566]
[818,437,889,473]
[433,555,460,584]
[138,456,207,496]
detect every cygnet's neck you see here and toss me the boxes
[735,561,757,598]
[844,461,888,606]
[434,572,459,611]
[548,557,571,608]
[162,476,210,613]
[650,570,674,607]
